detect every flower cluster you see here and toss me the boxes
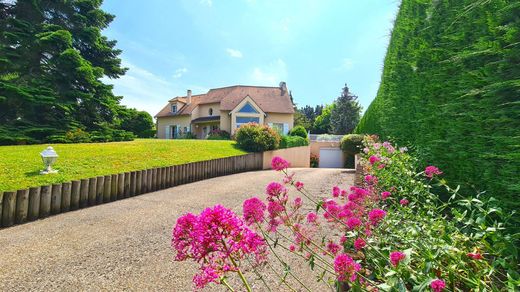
[172,205,267,289]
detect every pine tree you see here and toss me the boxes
[330,84,362,134]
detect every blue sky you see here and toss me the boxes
[101,0,400,117]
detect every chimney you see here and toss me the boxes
[279,81,287,95]
[187,89,192,104]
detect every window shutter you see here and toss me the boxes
[165,126,170,139]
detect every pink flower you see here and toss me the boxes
[243,197,266,225]
[340,235,347,244]
[306,212,318,223]
[289,244,296,252]
[354,238,366,250]
[378,164,386,169]
[400,198,409,206]
[364,175,377,184]
[271,156,290,171]
[430,279,446,292]
[283,172,294,184]
[381,191,391,200]
[334,254,361,282]
[363,147,369,154]
[327,241,341,255]
[467,252,483,260]
[332,186,341,197]
[368,209,386,225]
[267,201,285,218]
[369,155,380,165]
[171,205,268,289]
[295,181,304,190]
[346,217,362,230]
[292,197,302,208]
[425,166,443,178]
[390,251,406,267]
[266,182,287,198]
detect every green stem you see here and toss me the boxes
[220,278,235,291]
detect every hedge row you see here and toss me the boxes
[355,1,520,213]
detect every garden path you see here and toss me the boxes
[0,168,354,291]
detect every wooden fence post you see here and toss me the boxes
[15,189,29,224]
[0,192,3,226]
[79,179,89,208]
[61,182,72,212]
[2,191,16,227]
[173,165,179,186]
[103,175,111,203]
[51,184,62,215]
[117,173,125,199]
[28,187,41,221]
[142,170,148,193]
[162,167,168,188]
[40,185,51,218]
[136,170,142,195]
[96,176,104,204]
[111,174,118,201]
[147,169,153,192]
[130,171,137,196]
[88,177,97,206]
[123,172,130,198]
[71,180,80,210]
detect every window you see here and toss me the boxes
[171,104,177,113]
[236,116,260,128]
[238,102,259,113]
[271,123,284,133]
[208,108,213,116]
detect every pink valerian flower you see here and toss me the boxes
[295,181,304,190]
[334,254,361,282]
[368,209,386,225]
[327,241,341,255]
[400,198,409,206]
[383,141,396,153]
[340,235,348,244]
[271,156,290,171]
[363,147,370,154]
[283,172,295,184]
[306,212,318,223]
[369,155,381,165]
[292,197,302,209]
[430,279,446,292]
[364,175,377,184]
[172,205,268,289]
[390,251,406,267]
[373,143,381,149]
[424,166,443,178]
[267,201,285,219]
[332,186,341,197]
[348,187,370,202]
[266,182,287,199]
[323,200,342,221]
[467,252,483,260]
[243,197,266,226]
[346,217,362,230]
[354,238,366,250]
[377,163,386,169]
[381,191,391,200]
[289,244,296,252]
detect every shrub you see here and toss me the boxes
[65,129,91,143]
[288,125,308,139]
[310,153,319,168]
[235,123,280,152]
[178,131,197,139]
[340,134,364,154]
[207,129,231,140]
[279,135,309,149]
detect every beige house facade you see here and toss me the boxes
[155,82,295,139]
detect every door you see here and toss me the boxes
[319,148,344,168]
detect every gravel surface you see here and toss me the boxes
[0,168,354,292]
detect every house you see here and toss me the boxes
[155,82,295,139]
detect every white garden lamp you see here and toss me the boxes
[40,146,58,174]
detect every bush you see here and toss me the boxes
[340,134,364,154]
[279,135,309,149]
[65,129,91,143]
[310,153,319,168]
[207,129,231,140]
[288,125,308,139]
[235,123,280,152]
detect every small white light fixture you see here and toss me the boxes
[40,146,58,174]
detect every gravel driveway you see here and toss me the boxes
[0,168,354,291]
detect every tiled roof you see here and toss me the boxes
[155,85,294,118]
[191,116,220,123]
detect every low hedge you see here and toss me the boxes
[288,125,308,139]
[207,129,231,140]
[340,134,364,154]
[279,135,309,149]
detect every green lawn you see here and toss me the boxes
[0,139,247,192]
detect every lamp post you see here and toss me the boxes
[40,146,58,174]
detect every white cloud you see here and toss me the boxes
[200,0,212,7]
[250,59,287,85]
[226,48,243,58]
[173,67,188,79]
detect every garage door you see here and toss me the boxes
[319,148,344,168]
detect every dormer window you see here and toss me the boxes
[238,102,259,113]
[208,108,213,116]
[171,104,177,113]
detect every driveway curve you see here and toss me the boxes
[0,168,354,291]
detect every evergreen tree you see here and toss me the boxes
[0,0,130,144]
[330,84,362,134]
[313,103,335,134]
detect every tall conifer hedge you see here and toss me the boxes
[356,1,520,212]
